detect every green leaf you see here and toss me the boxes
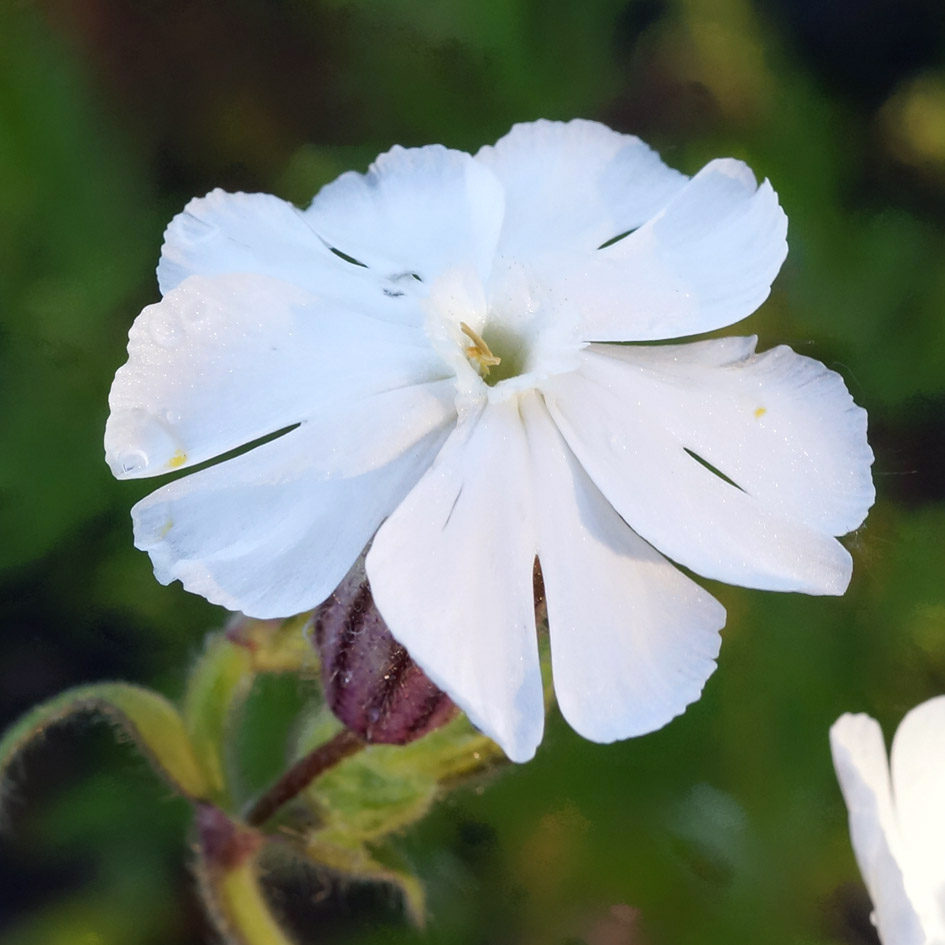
[182,617,319,807]
[313,747,440,842]
[305,711,503,842]
[183,633,255,806]
[0,682,210,807]
[282,707,505,924]
[305,828,427,927]
[275,633,555,921]
[0,2,158,571]
[225,612,320,676]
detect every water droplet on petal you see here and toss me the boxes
[608,433,626,452]
[164,409,182,425]
[118,448,149,474]
[110,409,186,476]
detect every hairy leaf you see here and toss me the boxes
[0,683,210,810]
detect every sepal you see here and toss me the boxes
[271,706,506,923]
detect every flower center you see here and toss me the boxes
[474,323,530,387]
[459,321,529,387]
[424,262,582,399]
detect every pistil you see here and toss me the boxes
[460,321,502,377]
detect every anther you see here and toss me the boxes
[460,321,501,377]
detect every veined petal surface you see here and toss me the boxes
[132,382,455,618]
[522,394,724,742]
[306,144,505,285]
[367,400,544,763]
[105,273,446,478]
[544,346,855,594]
[476,119,687,257]
[535,158,787,341]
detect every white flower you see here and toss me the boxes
[830,698,945,945]
[105,119,875,762]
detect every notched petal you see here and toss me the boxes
[545,355,858,596]
[476,118,688,257]
[129,385,454,620]
[367,401,544,763]
[306,144,505,285]
[523,393,724,743]
[105,272,443,480]
[537,157,788,342]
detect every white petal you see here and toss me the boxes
[891,696,945,938]
[544,353,854,595]
[131,381,455,618]
[521,394,724,743]
[830,714,926,945]
[306,145,505,285]
[157,189,428,326]
[105,273,445,478]
[475,119,687,257]
[158,189,328,294]
[535,158,787,341]
[588,339,874,536]
[367,400,543,763]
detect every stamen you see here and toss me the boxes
[460,321,502,377]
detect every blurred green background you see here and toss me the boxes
[2,0,944,943]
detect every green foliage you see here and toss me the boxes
[184,636,256,806]
[183,615,320,806]
[292,707,505,923]
[0,618,510,940]
[0,3,158,572]
[0,683,210,806]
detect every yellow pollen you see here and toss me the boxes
[168,450,188,469]
[753,407,767,419]
[158,518,174,539]
[460,321,501,377]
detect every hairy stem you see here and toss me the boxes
[245,728,364,827]
[195,805,296,945]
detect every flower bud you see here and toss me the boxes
[312,552,456,744]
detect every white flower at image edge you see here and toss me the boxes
[831,698,945,945]
[105,119,875,762]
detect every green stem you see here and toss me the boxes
[245,728,364,827]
